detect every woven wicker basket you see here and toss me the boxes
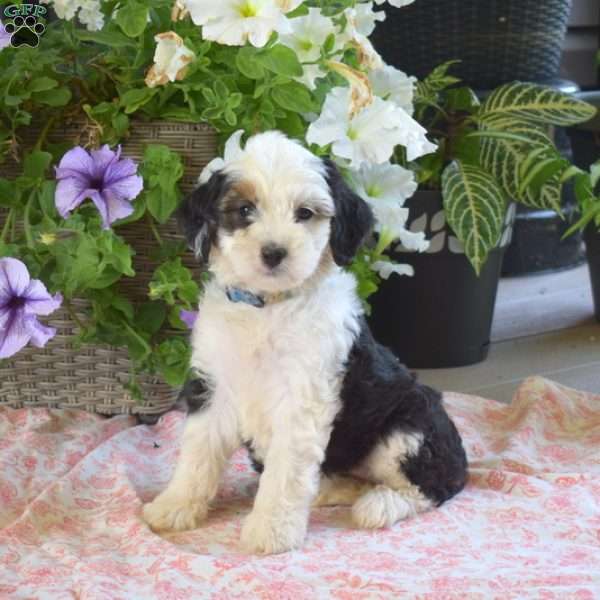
[0,120,217,415]
[372,0,572,90]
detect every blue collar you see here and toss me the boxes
[226,287,265,308]
[225,286,296,308]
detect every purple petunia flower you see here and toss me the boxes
[179,309,198,329]
[0,20,11,50]
[55,145,143,229]
[0,258,62,359]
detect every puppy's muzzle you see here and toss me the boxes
[261,244,287,269]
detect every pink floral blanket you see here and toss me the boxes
[1,376,599,599]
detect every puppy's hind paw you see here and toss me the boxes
[351,485,414,529]
[142,492,208,533]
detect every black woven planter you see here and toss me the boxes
[367,191,514,368]
[372,0,572,89]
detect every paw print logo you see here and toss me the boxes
[4,15,45,48]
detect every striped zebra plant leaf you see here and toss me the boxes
[442,161,507,275]
[480,82,597,126]
[478,117,566,211]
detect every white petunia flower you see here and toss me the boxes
[368,198,429,251]
[77,0,104,31]
[369,64,416,115]
[44,0,78,20]
[306,86,436,168]
[185,0,291,48]
[371,260,414,279]
[350,162,417,206]
[145,32,195,88]
[198,130,245,183]
[393,107,438,160]
[274,0,303,11]
[41,0,104,30]
[337,4,384,69]
[280,8,339,90]
[374,0,415,7]
[345,3,385,37]
[349,164,428,252]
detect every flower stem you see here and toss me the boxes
[34,115,57,152]
[374,229,394,257]
[64,299,85,332]
[23,189,38,248]
[147,214,163,246]
[1,208,14,243]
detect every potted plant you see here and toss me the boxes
[363,63,596,367]
[0,0,443,413]
[371,1,585,279]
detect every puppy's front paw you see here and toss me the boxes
[142,491,208,533]
[240,510,307,555]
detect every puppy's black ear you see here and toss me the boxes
[176,171,228,263]
[324,159,374,266]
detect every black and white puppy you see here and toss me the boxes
[142,131,467,554]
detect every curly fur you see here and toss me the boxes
[142,131,468,555]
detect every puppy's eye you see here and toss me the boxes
[296,207,314,222]
[238,203,255,218]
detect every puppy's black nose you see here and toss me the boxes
[261,244,287,268]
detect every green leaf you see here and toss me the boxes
[0,178,17,208]
[115,1,149,37]
[442,161,507,275]
[517,150,569,198]
[33,87,72,107]
[120,88,158,114]
[149,258,200,306]
[271,81,315,113]
[236,47,265,79]
[276,111,306,138]
[591,161,600,189]
[154,337,191,387]
[445,87,480,113]
[415,60,461,98]
[323,32,336,55]
[140,144,184,224]
[24,151,52,178]
[146,188,180,224]
[74,29,136,47]
[135,302,167,336]
[28,77,58,93]
[38,180,57,217]
[286,3,309,17]
[348,250,381,305]
[257,44,303,77]
[480,82,597,126]
[478,117,565,211]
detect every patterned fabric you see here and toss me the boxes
[1,376,599,599]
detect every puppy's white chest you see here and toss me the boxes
[190,275,361,455]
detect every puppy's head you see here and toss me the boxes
[177,131,373,293]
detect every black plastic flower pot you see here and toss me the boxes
[371,0,572,90]
[367,191,514,369]
[584,226,600,323]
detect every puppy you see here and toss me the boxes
[142,131,468,554]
